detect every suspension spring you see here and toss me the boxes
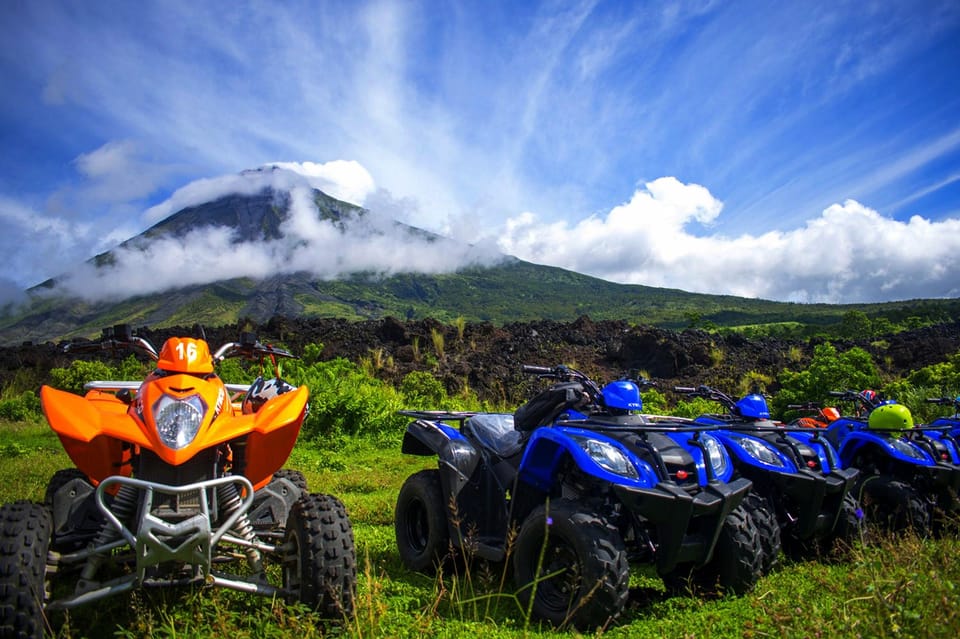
[217,481,264,574]
[79,483,140,583]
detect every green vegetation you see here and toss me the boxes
[1,419,958,638]
[2,341,960,636]
[4,258,960,345]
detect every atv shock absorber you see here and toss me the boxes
[217,480,265,576]
[78,482,140,588]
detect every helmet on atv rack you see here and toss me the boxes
[602,380,642,414]
[867,403,913,431]
[735,394,770,419]
[242,376,297,414]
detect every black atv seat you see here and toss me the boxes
[464,413,526,458]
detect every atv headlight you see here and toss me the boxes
[153,394,206,450]
[890,437,930,461]
[572,436,639,479]
[727,433,785,468]
[701,433,729,478]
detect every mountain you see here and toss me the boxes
[1,181,959,346]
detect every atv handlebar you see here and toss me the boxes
[673,385,738,410]
[926,397,960,406]
[65,324,296,365]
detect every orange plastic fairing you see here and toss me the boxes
[41,379,308,489]
[157,337,214,374]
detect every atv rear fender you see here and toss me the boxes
[402,419,479,500]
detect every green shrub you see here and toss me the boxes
[640,388,669,413]
[399,370,448,409]
[773,342,880,418]
[671,396,721,419]
[0,390,42,422]
[286,357,407,440]
[49,360,118,395]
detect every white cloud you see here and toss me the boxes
[71,140,175,204]
[498,177,960,303]
[142,161,376,224]
[265,161,376,206]
[50,176,503,302]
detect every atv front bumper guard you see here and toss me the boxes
[47,475,281,611]
[612,476,752,574]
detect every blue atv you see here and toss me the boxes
[674,386,860,569]
[919,396,960,462]
[394,365,761,629]
[822,390,960,536]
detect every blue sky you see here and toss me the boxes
[1,0,959,305]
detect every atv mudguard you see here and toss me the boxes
[401,418,479,501]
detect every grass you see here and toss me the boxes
[2,419,960,638]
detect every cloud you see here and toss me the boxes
[498,177,960,303]
[72,140,178,204]
[142,161,376,224]
[48,171,503,302]
[265,161,376,206]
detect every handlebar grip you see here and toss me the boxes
[522,365,554,375]
[674,386,696,393]
[827,391,846,397]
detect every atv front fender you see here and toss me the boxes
[516,426,661,492]
[838,431,936,469]
[402,419,479,500]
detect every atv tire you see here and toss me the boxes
[0,501,53,639]
[663,504,762,597]
[824,493,865,554]
[283,493,357,619]
[513,499,629,630]
[742,492,781,574]
[273,468,309,494]
[395,469,452,573]
[860,476,930,537]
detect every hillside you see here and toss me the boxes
[1,182,959,346]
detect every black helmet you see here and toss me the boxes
[242,376,297,414]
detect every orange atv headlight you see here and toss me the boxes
[153,393,207,449]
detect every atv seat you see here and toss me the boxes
[464,413,526,458]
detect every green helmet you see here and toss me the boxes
[867,403,914,430]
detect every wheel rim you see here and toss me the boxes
[403,497,430,554]
[534,539,581,612]
[283,528,302,593]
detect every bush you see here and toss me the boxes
[399,371,448,409]
[49,360,118,395]
[773,342,880,418]
[0,390,42,422]
[286,357,407,440]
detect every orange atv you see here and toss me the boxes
[0,325,355,637]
